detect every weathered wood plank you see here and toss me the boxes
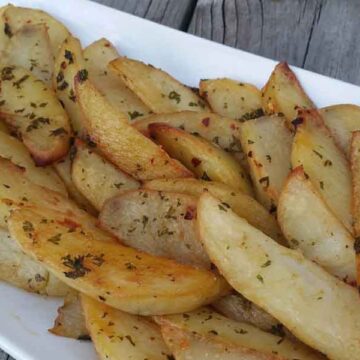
[93,0,197,30]
[0,351,9,360]
[188,0,360,85]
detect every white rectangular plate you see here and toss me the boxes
[0,0,360,359]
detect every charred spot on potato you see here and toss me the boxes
[4,23,12,38]
[13,75,30,89]
[50,127,68,136]
[1,66,15,81]
[64,50,74,64]
[76,69,89,83]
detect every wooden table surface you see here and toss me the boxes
[2,0,360,359]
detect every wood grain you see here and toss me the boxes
[94,0,197,29]
[188,0,360,85]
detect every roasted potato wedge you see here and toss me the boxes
[0,131,66,195]
[278,167,356,282]
[262,62,315,122]
[320,104,360,157]
[144,178,284,244]
[72,140,140,211]
[74,74,193,180]
[133,111,247,166]
[100,189,210,269]
[2,24,53,86]
[0,66,71,165]
[240,116,292,210]
[149,123,252,194]
[0,228,70,296]
[199,78,263,120]
[0,157,97,228]
[82,295,172,359]
[83,38,151,120]
[212,294,281,333]
[50,292,89,340]
[54,153,98,215]
[156,308,322,360]
[198,192,360,360]
[291,109,353,233]
[53,35,86,135]
[109,57,209,113]
[8,206,229,315]
[3,5,70,56]
[351,131,360,238]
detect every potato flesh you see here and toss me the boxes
[144,178,285,245]
[3,5,70,56]
[133,111,247,167]
[83,38,151,121]
[320,104,360,157]
[0,157,96,228]
[0,228,69,296]
[351,131,360,238]
[0,66,71,165]
[240,116,292,209]
[278,167,356,282]
[262,62,315,123]
[8,206,229,315]
[0,131,67,195]
[54,154,98,215]
[72,141,140,210]
[50,292,89,339]
[100,189,210,269]
[291,109,353,233]
[156,308,322,360]
[197,193,360,360]
[149,123,252,195]
[3,24,53,86]
[75,76,193,180]
[109,57,209,113]
[82,295,172,360]
[53,35,87,135]
[199,78,263,120]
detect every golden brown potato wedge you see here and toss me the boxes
[198,193,360,360]
[133,111,247,166]
[278,167,356,282]
[291,109,353,233]
[144,178,284,244]
[240,116,292,210]
[109,57,209,113]
[53,35,86,135]
[0,228,70,296]
[0,131,67,195]
[320,104,360,157]
[3,5,70,56]
[8,205,229,315]
[74,74,193,180]
[149,123,252,195]
[262,62,315,122]
[82,295,172,359]
[0,66,71,165]
[0,157,96,228]
[83,38,151,120]
[212,294,282,333]
[199,78,263,120]
[100,189,210,269]
[54,153,98,215]
[50,292,89,340]
[156,308,322,360]
[351,131,360,239]
[3,24,53,86]
[72,140,140,211]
